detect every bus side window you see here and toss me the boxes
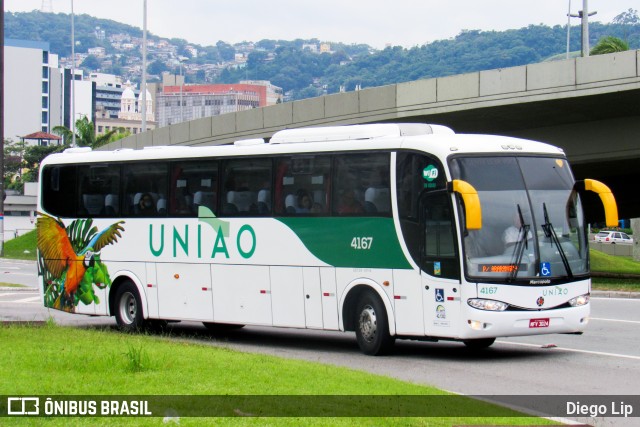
[122,163,168,217]
[333,153,389,216]
[274,155,331,215]
[170,161,218,217]
[76,164,121,217]
[42,165,77,217]
[222,158,272,217]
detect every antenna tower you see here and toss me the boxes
[41,0,54,13]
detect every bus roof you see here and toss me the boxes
[41,124,564,167]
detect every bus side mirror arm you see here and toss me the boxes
[574,179,619,228]
[447,180,482,230]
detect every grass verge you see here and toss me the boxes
[589,249,640,275]
[0,324,552,426]
[0,282,27,288]
[3,229,37,260]
[590,249,640,292]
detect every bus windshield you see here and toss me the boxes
[450,156,588,282]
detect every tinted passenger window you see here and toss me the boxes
[122,163,168,217]
[170,161,218,216]
[42,165,77,217]
[77,164,121,217]
[222,158,272,216]
[275,155,330,215]
[332,153,390,216]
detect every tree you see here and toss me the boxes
[80,54,101,70]
[216,41,236,61]
[22,144,65,183]
[3,139,65,189]
[613,8,640,26]
[53,116,123,149]
[612,8,640,42]
[147,60,169,75]
[590,36,630,55]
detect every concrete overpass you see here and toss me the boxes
[104,50,640,220]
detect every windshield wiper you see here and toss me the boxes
[541,203,573,279]
[508,204,530,282]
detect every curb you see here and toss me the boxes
[0,287,37,292]
[0,258,37,265]
[591,290,640,299]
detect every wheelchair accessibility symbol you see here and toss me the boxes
[435,288,445,302]
[540,262,551,277]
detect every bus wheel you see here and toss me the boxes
[463,338,495,349]
[203,322,245,332]
[115,281,145,332]
[355,291,395,355]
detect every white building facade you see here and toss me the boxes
[3,39,94,144]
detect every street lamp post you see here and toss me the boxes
[178,57,188,123]
[141,0,148,133]
[569,0,597,57]
[566,0,572,59]
[70,0,76,146]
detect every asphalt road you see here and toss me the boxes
[0,259,38,288]
[1,262,638,426]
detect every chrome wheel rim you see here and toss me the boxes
[359,304,377,342]
[119,292,137,324]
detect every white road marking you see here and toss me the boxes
[11,296,40,304]
[0,293,31,298]
[496,340,640,361]
[591,317,640,325]
[0,301,40,305]
[0,272,37,277]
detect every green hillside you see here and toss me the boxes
[5,10,640,100]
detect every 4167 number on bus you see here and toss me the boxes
[351,237,374,250]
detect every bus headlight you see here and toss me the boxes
[467,298,509,311]
[568,294,590,307]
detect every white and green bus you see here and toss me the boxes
[37,123,618,355]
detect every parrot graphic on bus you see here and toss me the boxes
[37,213,125,312]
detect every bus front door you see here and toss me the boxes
[422,274,461,338]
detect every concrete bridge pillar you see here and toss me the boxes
[632,218,640,262]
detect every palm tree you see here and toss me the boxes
[53,116,125,149]
[590,36,630,55]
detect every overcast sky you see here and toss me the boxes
[5,0,638,49]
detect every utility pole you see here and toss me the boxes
[1,0,5,256]
[569,0,597,57]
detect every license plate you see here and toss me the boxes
[529,318,550,328]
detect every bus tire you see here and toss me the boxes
[115,281,145,332]
[355,290,395,355]
[463,338,495,349]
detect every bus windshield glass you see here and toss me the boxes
[449,156,588,282]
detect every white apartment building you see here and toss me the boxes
[3,39,93,144]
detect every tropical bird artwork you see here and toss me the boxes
[37,213,125,312]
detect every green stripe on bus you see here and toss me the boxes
[276,217,412,269]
